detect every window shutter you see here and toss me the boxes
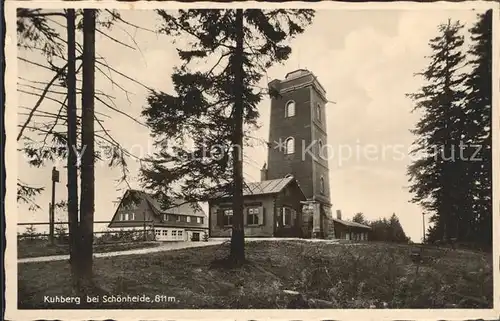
[260,207,265,226]
[217,209,224,227]
[244,208,248,226]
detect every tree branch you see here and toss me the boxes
[17,62,68,141]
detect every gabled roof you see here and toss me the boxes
[243,176,296,196]
[121,189,206,217]
[209,176,306,200]
[332,217,371,230]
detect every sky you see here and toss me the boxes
[16,8,484,242]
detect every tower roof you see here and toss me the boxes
[285,69,312,80]
[269,69,327,100]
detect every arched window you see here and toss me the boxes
[318,139,323,155]
[285,137,295,154]
[316,103,321,122]
[320,176,325,194]
[285,101,295,117]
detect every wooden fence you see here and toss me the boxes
[17,220,157,245]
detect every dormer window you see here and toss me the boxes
[285,137,295,154]
[285,100,295,117]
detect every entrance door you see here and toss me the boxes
[192,232,200,241]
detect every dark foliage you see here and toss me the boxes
[407,13,492,249]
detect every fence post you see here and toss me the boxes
[152,219,155,241]
[143,212,146,241]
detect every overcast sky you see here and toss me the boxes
[16,7,486,241]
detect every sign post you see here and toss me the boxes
[49,167,60,245]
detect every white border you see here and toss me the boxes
[5,1,500,320]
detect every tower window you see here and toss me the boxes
[320,177,325,194]
[318,139,323,156]
[285,137,295,154]
[316,104,321,122]
[285,100,295,117]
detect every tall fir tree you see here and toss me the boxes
[17,8,146,290]
[141,9,314,264]
[463,10,492,248]
[407,20,468,244]
[388,213,409,243]
[79,8,97,287]
[65,8,81,287]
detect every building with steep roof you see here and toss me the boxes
[108,189,208,241]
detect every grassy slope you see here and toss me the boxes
[17,240,161,258]
[18,240,492,309]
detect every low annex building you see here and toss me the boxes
[331,210,371,241]
[108,189,208,242]
[208,176,308,238]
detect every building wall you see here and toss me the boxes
[158,214,207,229]
[310,86,331,205]
[209,195,275,237]
[153,227,208,242]
[274,183,307,237]
[209,183,306,238]
[108,197,158,228]
[267,72,331,205]
[334,224,370,241]
[267,86,314,199]
[109,194,208,232]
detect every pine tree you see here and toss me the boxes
[66,8,81,288]
[463,10,492,249]
[352,212,367,225]
[79,8,96,285]
[407,20,468,244]
[141,9,314,264]
[388,213,409,243]
[17,8,153,291]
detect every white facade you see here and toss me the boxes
[154,228,187,241]
[154,227,207,242]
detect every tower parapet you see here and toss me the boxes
[268,69,327,103]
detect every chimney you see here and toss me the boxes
[336,210,342,220]
[260,163,268,181]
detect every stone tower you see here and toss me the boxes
[266,69,332,238]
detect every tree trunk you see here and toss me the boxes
[229,9,245,264]
[65,8,81,289]
[79,8,96,285]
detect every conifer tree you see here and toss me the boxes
[17,8,154,290]
[407,20,468,243]
[141,9,314,264]
[388,213,409,243]
[463,10,492,248]
[79,8,96,285]
[352,212,367,225]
